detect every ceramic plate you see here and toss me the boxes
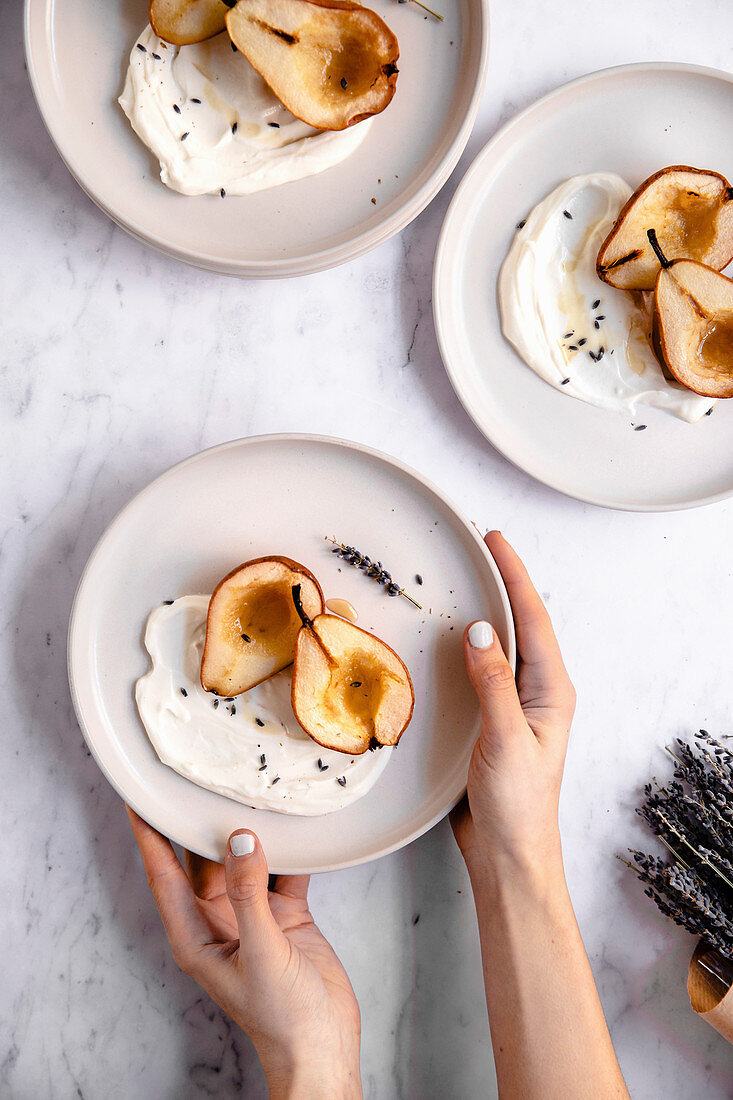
[434,64,733,511]
[25,0,487,278]
[68,435,514,873]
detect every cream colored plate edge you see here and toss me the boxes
[67,434,515,873]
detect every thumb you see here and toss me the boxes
[464,621,525,744]
[225,830,280,959]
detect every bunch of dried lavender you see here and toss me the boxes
[622,731,733,960]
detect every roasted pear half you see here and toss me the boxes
[290,585,414,755]
[201,557,324,696]
[651,235,733,399]
[597,166,733,291]
[149,0,230,45]
[226,0,399,131]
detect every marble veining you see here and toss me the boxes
[2,0,733,1096]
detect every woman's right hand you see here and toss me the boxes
[451,531,577,883]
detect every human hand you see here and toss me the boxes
[451,531,576,884]
[127,809,362,1100]
[451,536,629,1100]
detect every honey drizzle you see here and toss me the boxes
[325,598,359,623]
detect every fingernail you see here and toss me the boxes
[468,621,493,649]
[230,833,255,857]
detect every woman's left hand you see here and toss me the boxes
[127,808,362,1100]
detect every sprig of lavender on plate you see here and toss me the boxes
[325,537,422,610]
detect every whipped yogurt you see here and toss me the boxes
[135,596,392,815]
[119,26,371,196]
[498,173,715,422]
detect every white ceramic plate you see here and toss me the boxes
[434,64,733,512]
[68,435,514,873]
[25,0,487,278]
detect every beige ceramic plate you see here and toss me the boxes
[67,435,514,873]
[434,64,733,511]
[25,0,488,277]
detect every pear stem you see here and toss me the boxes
[293,583,338,666]
[647,228,670,269]
[291,584,313,629]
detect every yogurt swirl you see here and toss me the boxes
[119,26,371,197]
[135,597,392,815]
[498,173,715,422]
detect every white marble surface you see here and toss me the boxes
[3,0,733,1096]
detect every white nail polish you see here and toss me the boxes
[231,833,255,857]
[468,621,493,649]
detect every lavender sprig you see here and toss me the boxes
[623,731,733,960]
[325,537,422,610]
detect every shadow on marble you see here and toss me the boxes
[1,8,101,227]
[391,825,498,1100]
[394,206,498,460]
[390,177,596,530]
[613,868,733,1094]
[638,943,733,1091]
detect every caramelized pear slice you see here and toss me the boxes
[149,0,230,45]
[597,166,733,291]
[201,557,324,696]
[654,256,733,399]
[291,585,413,755]
[226,0,399,131]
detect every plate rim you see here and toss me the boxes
[67,432,516,873]
[433,61,733,513]
[24,0,490,279]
